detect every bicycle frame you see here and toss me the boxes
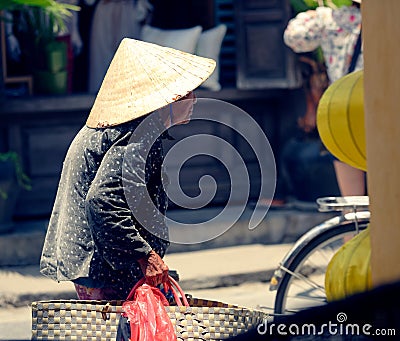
[269,196,370,292]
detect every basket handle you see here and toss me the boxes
[126,275,189,306]
[163,275,190,307]
[126,277,146,301]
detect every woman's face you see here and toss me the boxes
[159,91,197,128]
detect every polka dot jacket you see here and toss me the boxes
[40,114,170,298]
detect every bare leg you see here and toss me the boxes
[333,160,366,196]
[74,283,118,300]
[334,161,366,243]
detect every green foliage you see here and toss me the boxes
[1,0,79,74]
[290,0,353,13]
[0,152,31,200]
[0,0,79,14]
[1,0,80,43]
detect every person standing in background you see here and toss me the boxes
[284,0,365,196]
[88,0,153,93]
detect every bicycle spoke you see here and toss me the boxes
[279,264,325,294]
[273,222,370,315]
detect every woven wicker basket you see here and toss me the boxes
[31,297,268,340]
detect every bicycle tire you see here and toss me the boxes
[274,220,369,315]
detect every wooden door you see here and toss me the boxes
[235,0,301,89]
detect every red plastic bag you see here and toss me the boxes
[122,283,177,341]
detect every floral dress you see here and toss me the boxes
[284,5,363,82]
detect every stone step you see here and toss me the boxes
[0,204,335,266]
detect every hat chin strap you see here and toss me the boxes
[169,104,174,125]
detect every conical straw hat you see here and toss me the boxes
[86,38,216,128]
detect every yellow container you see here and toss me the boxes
[325,227,372,301]
[317,70,366,171]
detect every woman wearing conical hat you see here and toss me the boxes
[40,38,216,299]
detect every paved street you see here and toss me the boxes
[0,306,32,341]
[0,205,329,340]
[1,201,329,341]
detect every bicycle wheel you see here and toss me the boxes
[274,220,369,315]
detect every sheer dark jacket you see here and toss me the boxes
[40,115,169,296]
